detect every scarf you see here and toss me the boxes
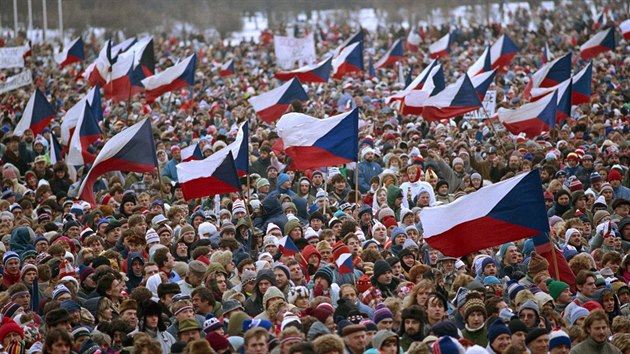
[3,271,21,287]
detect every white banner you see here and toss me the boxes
[464,90,496,119]
[0,46,28,69]
[274,33,316,69]
[0,70,33,95]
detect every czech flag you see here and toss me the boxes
[429,32,452,59]
[275,56,332,83]
[54,37,84,68]
[470,69,496,100]
[274,108,359,171]
[421,170,548,257]
[112,37,137,54]
[592,11,605,30]
[400,65,445,116]
[490,34,519,71]
[118,36,155,78]
[141,54,196,103]
[580,27,615,61]
[66,103,102,165]
[248,77,308,124]
[467,46,492,77]
[421,74,482,121]
[278,236,300,256]
[368,57,376,78]
[498,91,558,137]
[176,149,240,200]
[388,59,439,103]
[541,42,552,64]
[219,59,235,77]
[621,19,630,40]
[406,29,422,52]
[226,122,250,176]
[103,54,144,102]
[49,134,63,164]
[334,30,363,56]
[335,253,354,274]
[61,85,101,146]
[571,62,592,105]
[533,231,576,291]
[78,119,157,205]
[375,38,404,69]
[332,42,364,79]
[181,144,203,162]
[523,53,572,99]
[14,89,56,136]
[83,40,117,87]
[530,79,572,123]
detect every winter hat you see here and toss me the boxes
[507,281,526,301]
[546,279,569,301]
[287,286,309,305]
[431,320,460,339]
[569,306,589,325]
[52,284,71,300]
[593,210,611,227]
[487,320,511,344]
[518,300,540,317]
[452,157,464,167]
[483,276,501,286]
[203,317,223,333]
[0,317,23,343]
[45,308,71,327]
[3,251,19,266]
[373,259,392,279]
[210,250,233,268]
[564,228,580,244]
[462,294,487,319]
[525,327,548,346]
[281,311,301,331]
[206,332,231,352]
[278,173,291,186]
[145,229,159,245]
[222,299,244,315]
[609,169,622,182]
[231,199,246,215]
[313,266,334,285]
[432,336,466,354]
[527,253,549,277]
[582,301,602,312]
[548,329,571,351]
[508,319,528,335]
[310,304,334,323]
[590,172,602,183]
[373,303,393,324]
[1,302,21,319]
[480,257,496,275]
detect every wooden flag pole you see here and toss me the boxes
[355,151,360,207]
[546,231,560,279]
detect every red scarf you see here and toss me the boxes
[3,270,21,287]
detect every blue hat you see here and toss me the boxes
[60,300,81,313]
[242,319,272,332]
[549,330,571,351]
[483,276,501,286]
[487,319,511,344]
[277,173,290,186]
[3,251,19,266]
[570,306,589,325]
[391,227,407,239]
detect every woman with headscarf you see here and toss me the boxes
[547,190,572,217]
[401,165,436,209]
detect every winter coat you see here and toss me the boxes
[386,185,402,220]
[254,195,288,233]
[9,227,35,257]
[357,160,383,193]
[161,158,179,182]
[569,337,621,354]
[244,269,275,317]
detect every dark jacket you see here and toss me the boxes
[244,269,276,317]
[254,195,288,233]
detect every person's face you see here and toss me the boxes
[340,287,357,303]
[47,338,71,354]
[619,291,630,305]
[580,276,596,297]
[519,309,537,327]
[528,334,549,354]
[258,279,271,295]
[23,269,36,284]
[603,295,615,312]
[74,335,88,352]
[122,309,138,327]
[5,258,19,274]
[390,262,402,276]
[550,345,570,354]
[467,311,485,329]
[36,240,49,253]
[334,180,345,191]
[268,169,278,179]
[404,318,421,335]
[557,194,570,206]
[215,275,227,292]
[145,314,159,329]
[312,174,323,185]
[511,331,526,347]
[289,264,304,282]
[373,225,387,241]
[416,288,430,306]
[569,232,582,247]
[345,330,367,352]
[332,222,342,235]
[493,334,511,353]
[603,189,613,200]
[107,279,125,300]
[427,298,445,321]
[377,318,393,331]
[245,336,268,354]
[377,269,393,285]
[274,269,288,288]
[587,319,609,343]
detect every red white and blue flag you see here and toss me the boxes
[541,42,552,64]
[580,27,615,60]
[14,89,56,136]
[421,170,548,257]
[490,34,519,71]
[406,29,422,52]
[336,253,354,274]
[621,20,630,40]
[226,122,250,176]
[118,36,155,78]
[421,74,482,121]
[278,236,300,256]
[83,39,119,87]
[429,32,452,59]
[334,30,364,57]
[219,59,235,77]
[181,144,203,162]
[66,103,102,165]
[467,46,492,77]
[54,37,85,68]
[375,38,404,69]
[523,53,572,99]
[79,119,157,205]
[332,42,364,79]
[49,134,63,164]
[470,69,496,100]
[141,54,196,103]
[275,56,332,83]
[176,149,240,200]
[571,62,592,105]
[498,91,558,137]
[388,59,440,104]
[103,53,144,102]
[274,108,359,170]
[592,11,606,30]
[61,85,101,147]
[248,77,308,124]
[399,64,445,116]
[530,78,572,123]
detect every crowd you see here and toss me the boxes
[0,1,628,354]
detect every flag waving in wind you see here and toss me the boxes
[336,253,354,274]
[248,78,308,124]
[375,39,404,69]
[580,27,615,60]
[176,149,240,200]
[498,91,558,137]
[54,37,85,67]
[14,89,56,136]
[275,56,332,83]
[79,119,157,205]
[274,108,359,171]
[429,32,452,58]
[141,54,196,103]
[421,74,482,121]
[421,170,548,257]
[278,236,300,256]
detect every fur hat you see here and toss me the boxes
[527,252,549,277]
[45,308,71,327]
[120,299,137,314]
[401,305,424,323]
[210,250,233,267]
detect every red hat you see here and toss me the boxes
[382,216,398,229]
[0,317,23,344]
[206,332,230,352]
[608,169,622,182]
[582,301,603,312]
[332,243,351,262]
[566,152,580,161]
[569,179,583,192]
[356,274,372,293]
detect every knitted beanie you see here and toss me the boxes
[373,303,393,324]
[546,279,569,301]
[548,329,571,351]
[569,306,589,325]
[313,266,334,285]
[432,336,466,354]
[373,259,392,279]
[462,294,487,320]
[525,327,549,346]
[508,319,528,334]
[481,257,496,274]
[506,281,526,301]
[487,320,511,344]
[431,320,460,339]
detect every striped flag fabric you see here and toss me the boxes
[429,32,452,58]
[498,91,558,137]
[580,27,615,60]
[275,56,332,83]
[141,54,196,103]
[14,89,56,136]
[278,236,300,256]
[66,103,101,165]
[332,42,364,79]
[54,37,85,67]
[176,149,240,200]
[375,38,404,69]
[571,62,592,105]
[421,74,482,121]
[60,85,101,147]
[335,253,354,274]
[248,78,308,124]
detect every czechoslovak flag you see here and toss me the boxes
[248,78,308,124]
[375,38,404,69]
[470,69,496,100]
[421,74,482,121]
[332,42,364,79]
[141,54,196,103]
[621,20,630,40]
[176,149,240,200]
[580,27,615,60]
[421,170,548,257]
[274,108,359,171]
[275,56,332,83]
[219,59,235,77]
[429,32,451,59]
[490,34,519,71]
[14,89,56,136]
[406,29,421,52]
[54,37,85,68]
[278,236,300,256]
[498,91,558,137]
[571,62,592,105]
[387,59,439,103]
[336,253,354,274]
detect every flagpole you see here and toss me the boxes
[149,119,167,203]
[126,51,135,119]
[322,172,327,217]
[482,106,509,156]
[355,151,360,207]
[546,231,560,279]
